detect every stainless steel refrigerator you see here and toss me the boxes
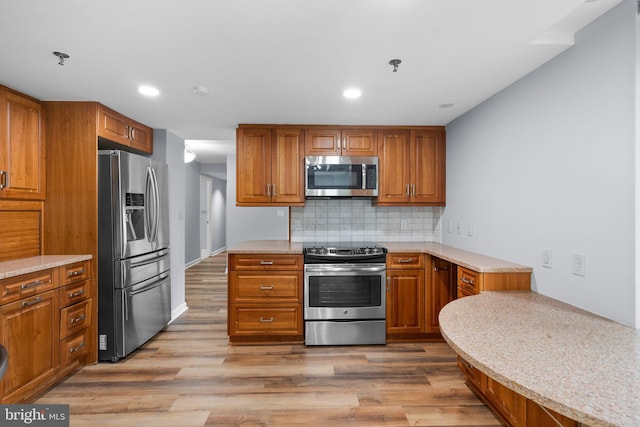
[97,149,171,362]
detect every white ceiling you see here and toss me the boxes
[0,0,623,164]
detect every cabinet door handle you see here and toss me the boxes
[272,184,276,196]
[411,184,416,196]
[259,317,274,323]
[405,184,410,196]
[70,314,86,324]
[259,285,274,290]
[0,170,6,189]
[130,127,135,140]
[434,266,448,271]
[69,289,86,298]
[386,277,390,292]
[266,183,271,196]
[68,269,85,277]
[460,277,475,285]
[260,261,274,265]
[70,342,86,353]
[22,296,42,307]
[21,279,47,290]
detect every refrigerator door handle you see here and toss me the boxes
[128,250,170,269]
[129,273,170,296]
[151,167,160,243]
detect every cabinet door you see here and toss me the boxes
[525,400,579,427]
[0,290,58,403]
[341,129,377,156]
[236,128,272,204]
[386,268,425,334]
[272,128,304,204]
[485,376,526,426]
[97,105,130,146]
[428,257,454,333]
[304,128,341,156]
[127,119,153,153]
[377,130,410,204]
[0,89,45,200]
[411,130,445,204]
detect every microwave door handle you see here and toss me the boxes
[362,165,367,189]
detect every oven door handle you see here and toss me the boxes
[304,265,386,273]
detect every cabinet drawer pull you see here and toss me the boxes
[68,269,85,277]
[21,279,47,289]
[259,285,274,290]
[397,258,414,263]
[0,170,6,189]
[434,266,449,271]
[69,289,86,298]
[70,314,86,324]
[259,317,274,323]
[260,261,274,265]
[69,342,86,353]
[22,296,42,307]
[460,277,475,285]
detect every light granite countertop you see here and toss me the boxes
[226,240,531,273]
[439,292,640,427]
[0,255,92,280]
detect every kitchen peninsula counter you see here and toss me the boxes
[439,292,640,427]
[0,254,92,280]
[226,241,532,274]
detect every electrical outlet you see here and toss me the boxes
[572,253,585,277]
[294,220,302,231]
[401,219,408,231]
[542,248,552,268]
[456,222,462,235]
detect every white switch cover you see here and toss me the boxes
[294,220,302,231]
[572,253,586,277]
[542,248,552,268]
[401,219,408,231]
[447,221,452,233]
[467,223,473,236]
[276,209,284,217]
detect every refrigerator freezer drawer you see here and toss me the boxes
[117,249,170,289]
[121,275,171,358]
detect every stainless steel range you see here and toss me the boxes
[303,243,387,345]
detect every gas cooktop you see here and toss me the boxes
[303,242,387,257]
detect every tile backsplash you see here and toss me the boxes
[290,199,443,243]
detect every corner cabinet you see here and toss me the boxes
[385,253,426,339]
[457,266,531,298]
[236,127,304,206]
[0,86,45,200]
[377,128,445,206]
[227,253,304,344]
[426,256,455,333]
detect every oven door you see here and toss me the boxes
[304,263,386,320]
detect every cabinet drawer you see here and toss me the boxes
[229,304,302,335]
[231,272,301,301]
[0,269,56,305]
[59,279,90,308]
[61,260,90,286]
[229,254,303,270]
[60,299,91,339]
[60,329,89,367]
[386,253,425,269]
[457,267,478,295]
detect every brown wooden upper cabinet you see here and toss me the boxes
[97,104,153,154]
[304,128,377,157]
[0,86,45,200]
[236,127,305,206]
[377,128,445,205]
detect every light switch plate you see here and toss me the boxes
[542,248,552,268]
[572,253,585,277]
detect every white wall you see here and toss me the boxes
[226,154,289,248]
[152,129,188,321]
[443,0,637,327]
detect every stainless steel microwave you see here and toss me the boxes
[305,156,378,197]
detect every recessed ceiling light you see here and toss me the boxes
[138,85,160,97]
[438,103,455,109]
[343,88,362,99]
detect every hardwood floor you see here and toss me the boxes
[35,252,501,426]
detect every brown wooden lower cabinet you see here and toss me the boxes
[227,254,303,344]
[458,356,579,427]
[0,260,92,403]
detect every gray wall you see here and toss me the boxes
[151,129,188,321]
[226,154,289,248]
[443,0,637,327]
[185,161,202,265]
